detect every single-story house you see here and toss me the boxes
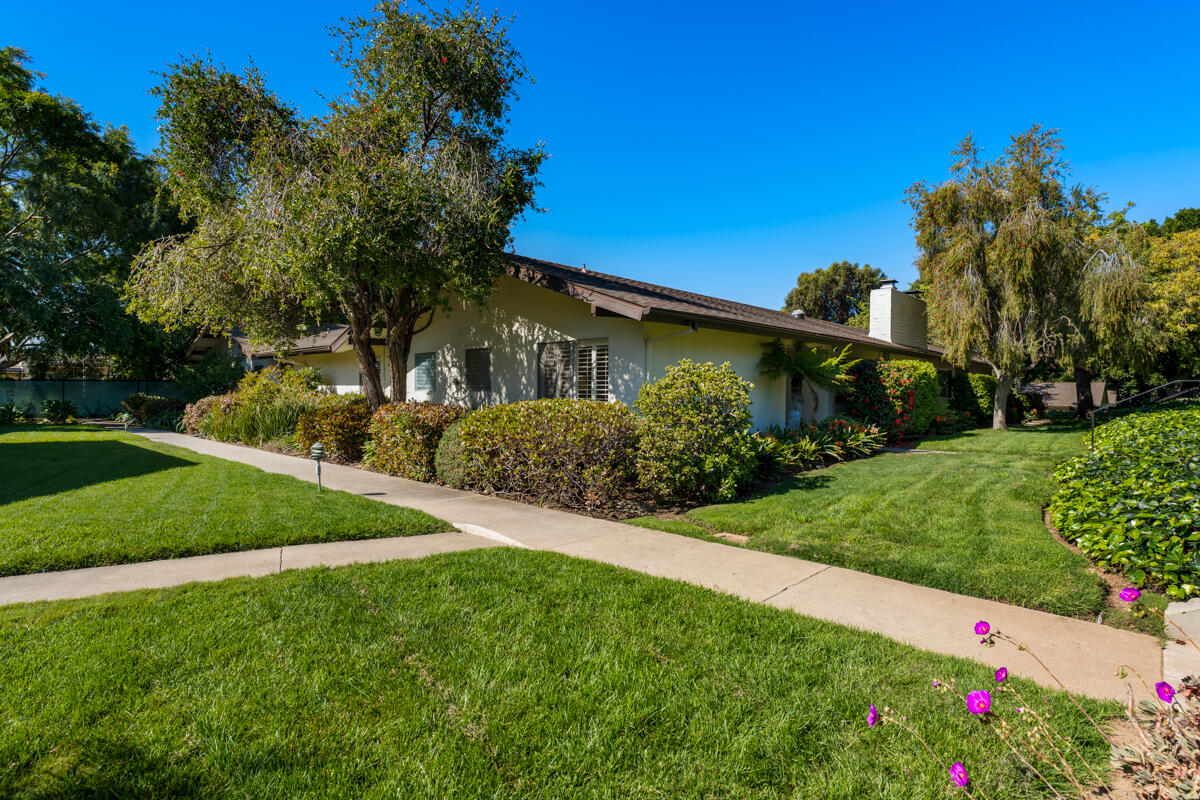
[233,255,990,429]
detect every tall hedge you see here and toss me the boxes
[634,360,756,502]
[454,399,638,509]
[841,359,940,438]
[367,402,470,481]
[950,374,996,426]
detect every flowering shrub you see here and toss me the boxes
[635,360,757,502]
[456,399,638,509]
[183,393,236,434]
[841,359,942,440]
[1050,405,1200,599]
[366,401,469,481]
[870,590,1200,798]
[295,395,372,462]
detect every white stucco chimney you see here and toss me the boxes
[869,281,928,349]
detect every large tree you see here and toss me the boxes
[908,126,1150,429]
[129,2,545,408]
[0,47,181,377]
[1144,207,1200,238]
[782,261,886,325]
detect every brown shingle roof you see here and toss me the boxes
[506,254,947,359]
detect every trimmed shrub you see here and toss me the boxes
[951,374,997,426]
[367,402,470,481]
[295,395,372,462]
[434,419,470,489]
[1050,404,1200,599]
[635,360,757,502]
[40,399,78,423]
[121,393,185,424]
[456,399,638,509]
[840,360,892,429]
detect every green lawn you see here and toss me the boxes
[0,425,447,575]
[0,548,1108,799]
[629,424,1108,619]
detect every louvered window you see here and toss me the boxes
[538,341,573,399]
[576,340,609,402]
[464,348,491,392]
[414,352,436,392]
[537,339,608,401]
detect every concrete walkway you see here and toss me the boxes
[5,426,1162,700]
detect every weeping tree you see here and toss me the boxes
[907,126,1149,429]
[128,2,545,408]
[759,341,857,427]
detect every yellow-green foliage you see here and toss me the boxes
[295,395,373,462]
[366,402,470,482]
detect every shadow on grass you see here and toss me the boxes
[1,441,195,505]
[743,472,835,500]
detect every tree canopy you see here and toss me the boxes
[782,261,886,325]
[128,2,545,408]
[1144,207,1200,238]
[908,126,1151,428]
[0,47,183,377]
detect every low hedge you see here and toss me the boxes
[455,399,638,509]
[367,402,470,482]
[121,393,185,424]
[295,395,372,462]
[434,419,470,490]
[1050,405,1200,599]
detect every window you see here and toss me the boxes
[464,347,491,392]
[537,339,609,401]
[414,352,436,392]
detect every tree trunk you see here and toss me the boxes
[383,305,410,404]
[992,371,1011,430]
[1073,365,1095,419]
[343,286,385,410]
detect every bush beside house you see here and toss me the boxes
[841,359,942,440]
[366,402,470,481]
[296,395,373,462]
[635,360,757,502]
[453,399,638,510]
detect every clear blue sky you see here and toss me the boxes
[8,0,1200,308]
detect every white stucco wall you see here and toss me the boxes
[869,286,928,350]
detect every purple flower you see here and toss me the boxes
[1119,587,1142,602]
[1016,706,1026,713]
[1157,682,1176,703]
[950,761,970,788]
[974,621,990,636]
[995,667,1008,683]
[932,680,940,688]
[868,704,878,727]
[966,689,992,714]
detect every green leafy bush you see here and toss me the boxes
[928,408,975,435]
[751,431,823,479]
[171,349,245,401]
[183,394,236,434]
[40,399,78,423]
[841,359,941,439]
[121,393,186,426]
[1050,405,1200,599]
[434,419,470,490]
[456,399,638,509]
[366,402,470,481]
[0,403,20,424]
[949,374,1022,426]
[192,366,325,445]
[295,395,372,462]
[635,360,757,502]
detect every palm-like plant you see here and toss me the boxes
[759,341,858,427]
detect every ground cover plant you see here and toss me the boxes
[1050,405,1200,599]
[629,425,1106,619]
[0,548,1110,799]
[0,425,446,575]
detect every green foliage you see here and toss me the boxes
[128,3,545,407]
[1050,405,1200,599]
[841,359,941,439]
[0,404,18,424]
[295,395,372,462]
[39,399,77,423]
[365,402,469,481]
[928,408,975,435]
[759,341,856,426]
[951,374,997,426]
[1145,208,1200,238]
[635,360,757,502]
[171,349,245,401]
[781,261,887,324]
[194,366,324,444]
[754,417,885,478]
[182,393,236,434]
[455,399,638,509]
[433,418,470,490]
[120,393,186,425]
[0,47,183,378]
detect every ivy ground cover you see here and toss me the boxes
[629,425,1106,619]
[0,425,446,575]
[0,548,1108,798]
[1050,404,1200,599]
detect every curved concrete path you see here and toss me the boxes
[3,426,1162,701]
